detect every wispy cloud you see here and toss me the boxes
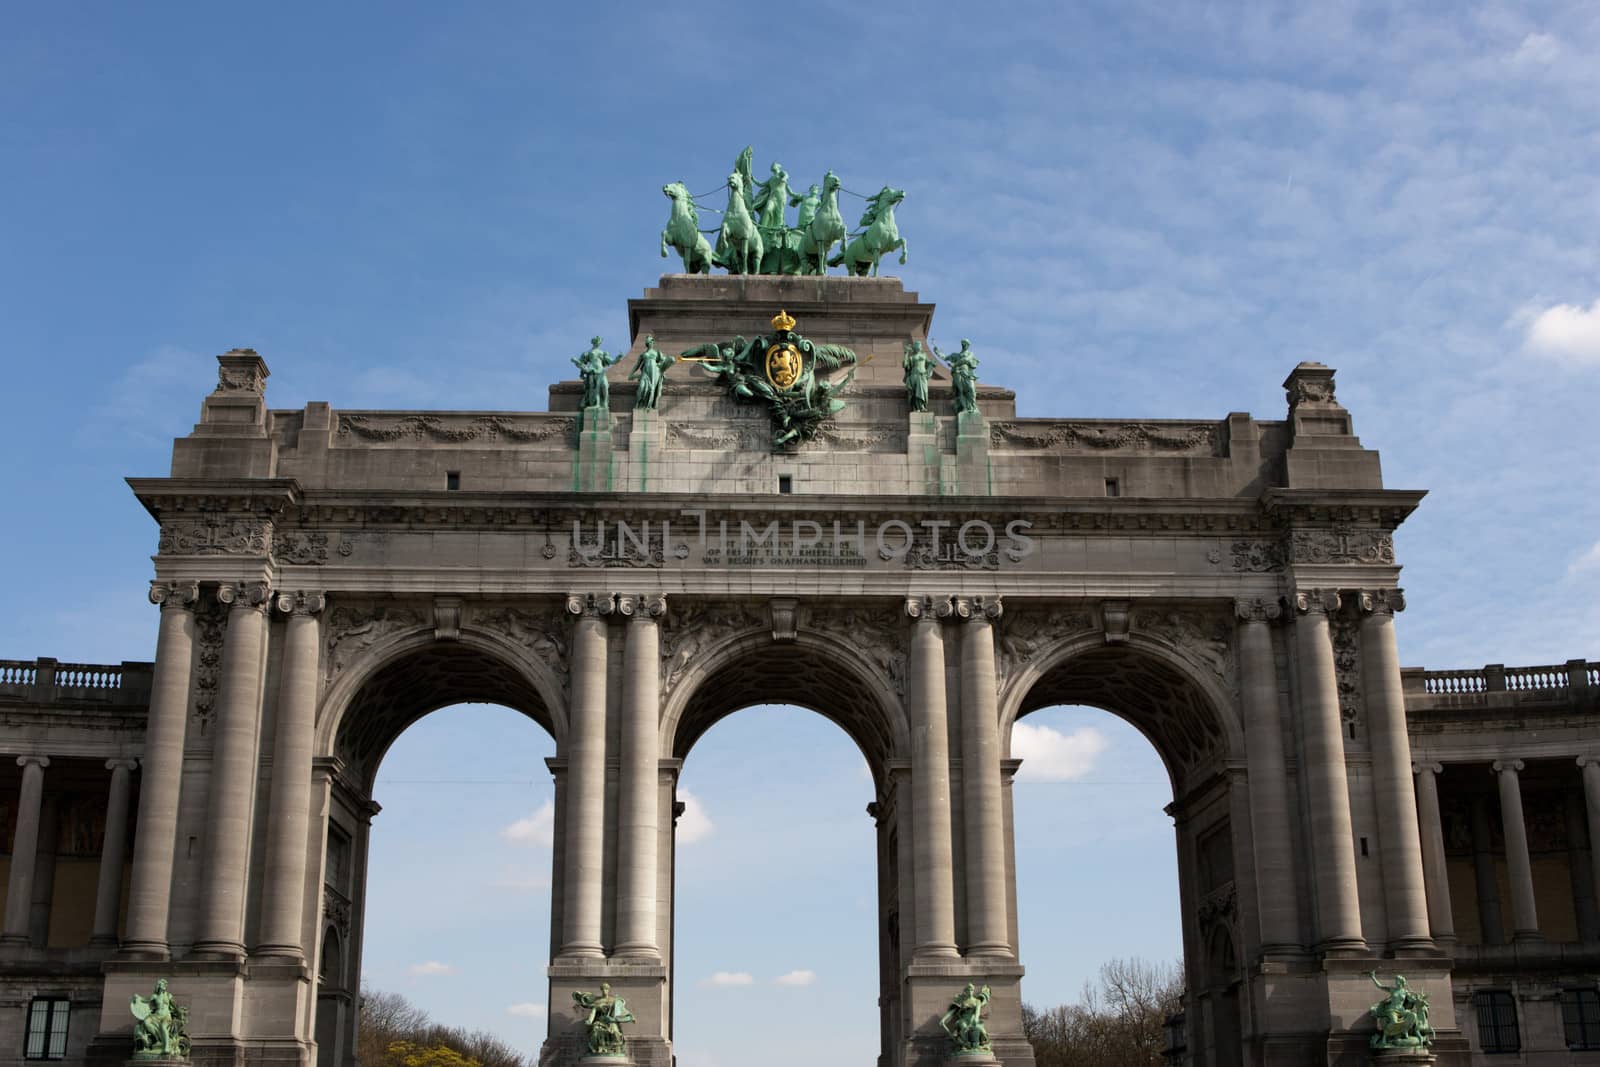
[506,1002,546,1018]
[773,970,816,987]
[1011,723,1109,782]
[701,971,753,988]
[407,961,458,977]
[1568,541,1600,578]
[501,800,555,847]
[1521,297,1600,365]
[678,790,713,844]
[490,868,550,892]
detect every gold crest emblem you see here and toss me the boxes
[765,341,802,390]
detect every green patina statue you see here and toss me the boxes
[660,147,908,276]
[573,982,635,1058]
[902,340,933,413]
[629,335,675,410]
[1368,972,1434,1051]
[573,337,622,415]
[941,982,993,1056]
[131,979,191,1060]
[660,182,714,274]
[934,339,980,415]
[829,185,908,277]
[680,309,860,447]
[715,171,764,275]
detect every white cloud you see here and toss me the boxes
[1510,31,1560,66]
[491,869,551,892]
[701,971,754,987]
[407,961,458,977]
[1522,298,1600,365]
[1011,723,1110,782]
[677,790,713,844]
[501,799,555,847]
[1569,541,1600,577]
[773,970,817,987]
[506,1002,546,1018]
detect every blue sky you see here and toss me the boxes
[3,3,1599,1065]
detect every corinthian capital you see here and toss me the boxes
[149,580,200,610]
[565,592,617,618]
[275,590,327,617]
[1290,588,1340,616]
[217,581,272,611]
[1234,596,1282,623]
[1356,588,1406,616]
[1492,759,1525,776]
[616,593,668,619]
[948,594,1003,622]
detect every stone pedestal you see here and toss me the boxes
[627,409,662,493]
[953,410,990,496]
[1372,1050,1435,1065]
[576,406,614,492]
[907,411,940,494]
[946,1052,1001,1065]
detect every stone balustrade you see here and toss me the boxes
[0,657,153,705]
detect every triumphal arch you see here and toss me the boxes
[8,152,1599,1067]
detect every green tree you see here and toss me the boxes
[358,985,530,1067]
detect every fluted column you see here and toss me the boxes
[193,581,271,958]
[257,591,325,958]
[1411,762,1455,946]
[561,592,612,958]
[1234,598,1301,953]
[958,595,1010,957]
[615,593,665,959]
[123,580,199,958]
[1,756,50,947]
[1579,756,1600,934]
[91,759,139,945]
[907,596,957,957]
[1493,759,1541,942]
[1291,588,1365,953]
[1358,589,1432,951]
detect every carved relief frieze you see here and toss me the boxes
[660,601,764,695]
[995,606,1095,682]
[1134,607,1234,687]
[664,422,770,451]
[568,524,665,569]
[800,423,905,452]
[323,885,352,939]
[1290,526,1395,565]
[273,530,332,565]
[336,413,575,444]
[470,604,571,681]
[1230,539,1286,572]
[989,421,1218,454]
[158,515,270,556]
[804,602,907,697]
[191,596,228,728]
[1331,608,1363,726]
[323,601,428,685]
[1197,882,1238,925]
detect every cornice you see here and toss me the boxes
[127,477,303,521]
[1259,487,1427,529]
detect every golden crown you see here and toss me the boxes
[771,308,796,333]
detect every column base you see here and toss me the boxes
[913,944,961,960]
[1390,936,1442,956]
[114,941,171,962]
[188,940,247,961]
[252,944,306,962]
[1318,937,1370,958]
[557,944,607,960]
[1510,930,1543,945]
[609,944,661,962]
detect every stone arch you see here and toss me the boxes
[315,621,566,792]
[320,926,344,988]
[660,625,908,781]
[999,630,1242,786]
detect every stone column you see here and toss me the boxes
[1234,598,1301,954]
[1469,795,1505,945]
[1579,757,1600,939]
[907,597,957,958]
[257,591,325,958]
[1,756,50,947]
[958,596,1010,957]
[91,759,139,945]
[1358,589,1432,952]
[1291,589,1366,953]
[1411,762,1455,946]
[123,580,199,958]
[193,581,271,958]
[615,593,665,959]
[560,592,612,958]
[1493,759,1541,943]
